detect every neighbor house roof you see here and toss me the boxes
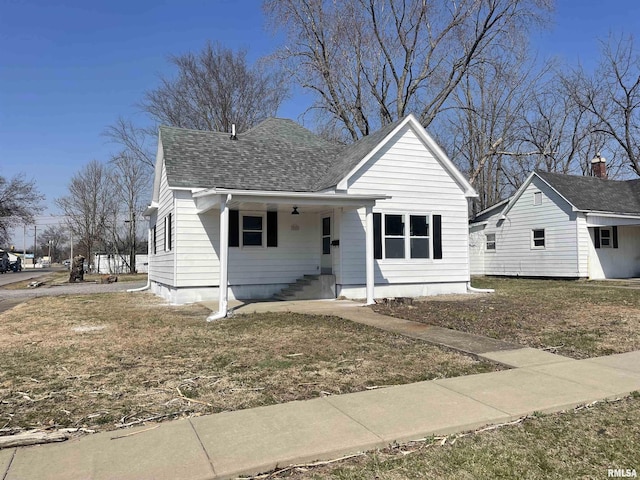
[536,171,640,215]
[159,116,413,193]
[472,170,640,223]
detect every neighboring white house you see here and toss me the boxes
[94,254,149,274]
[470,163,640,279]
[144,114,478,311]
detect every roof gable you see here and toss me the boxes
[331,115,476,197]
[482,170,640,221]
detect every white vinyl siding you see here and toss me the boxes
[339,124,470,286]
[588,225,640,279]
[229,211,318,286]
[174,191,220,287]
[172,199,319,288]
[474,177,581,277]
[149,159,175,286]
[575,213,590,277]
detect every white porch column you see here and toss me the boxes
[219,194,231,313]
[365,205,375,305]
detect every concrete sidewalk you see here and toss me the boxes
[3,350,640,480]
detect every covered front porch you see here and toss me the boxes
[586,213,640,279]
[193,189,387,320]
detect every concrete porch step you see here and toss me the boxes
[273,274,336,301]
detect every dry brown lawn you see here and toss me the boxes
[373,277,640,359]
[0,292,498,434]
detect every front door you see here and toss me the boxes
[321,215,332,274]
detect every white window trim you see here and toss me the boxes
[240,211,266,248]
[163,214,172,252]
[486,233,496,252]
[531,228,545,249]
[599,227,612,248]
[380,212,432,261]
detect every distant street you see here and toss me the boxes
[0,267,56,288]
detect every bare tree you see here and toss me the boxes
[108,153,150,273]
[141,42,289,133]
[265,0,553,141]
[442,50,543,212]
[0,174,44,245]
[39,225,68,263]
[56,161,115,269]
[563,34,640,176]
[103,117,156,170]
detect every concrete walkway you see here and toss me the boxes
[3,299,640,480]
[2,350,640,480]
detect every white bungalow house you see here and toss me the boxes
[470,159,640,279]
[144,114,477,314]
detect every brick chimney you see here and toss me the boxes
[591,153,607,179]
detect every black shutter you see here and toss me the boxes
[594,227,600,249]
[267,211,278,247]
[373,213,382,259]
[433,214,442,259]
[613,226,618,249]
[229,210,239,247]
[168,213,172,251]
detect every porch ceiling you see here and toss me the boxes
[585,213,640,227]
[193,189,388,214]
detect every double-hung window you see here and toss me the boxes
[242,214,264,247]
[376,213,436,260]
[384,214,405,258]
[599,228,612,248]
[409,215,429,258]
[531,229,545,249]
[486,233,496,251]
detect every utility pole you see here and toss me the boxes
[23,224,26,269]
[33,225,37,267]
[125,213,136,274]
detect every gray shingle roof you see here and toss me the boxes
[536,170,640,215]
[159,117,405,192]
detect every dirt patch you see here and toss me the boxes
[71,325,108,334]
[373,278,640,358]
[0,292,499,433]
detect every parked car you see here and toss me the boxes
[63,259,71,268]
[8,253,22,272]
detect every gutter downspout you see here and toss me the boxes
[127,228,152,293]
[466,282,494,294]
[207,194,231,321]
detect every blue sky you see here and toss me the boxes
[1,0,639,244]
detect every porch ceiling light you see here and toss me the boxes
[291,206,300,215]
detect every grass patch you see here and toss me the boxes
[373,277,640,358]
[0,293,498,432]
[278,396,640,479]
